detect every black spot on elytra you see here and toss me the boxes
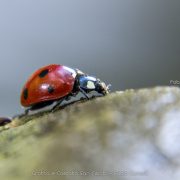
[39,69,49,78]
[48,85,54,94]
[23,88,28,100]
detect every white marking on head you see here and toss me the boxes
[87,81,95,89]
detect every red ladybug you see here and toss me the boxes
[21,64,109,114]
[0,117,11,126]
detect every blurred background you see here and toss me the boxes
[0,0,180,116]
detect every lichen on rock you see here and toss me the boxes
[0,86,180,180]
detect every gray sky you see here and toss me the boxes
[0,0,180,116]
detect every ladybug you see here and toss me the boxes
[21,64,110,114]
[0,117,11,126]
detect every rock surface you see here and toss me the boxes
[0,86,180,180]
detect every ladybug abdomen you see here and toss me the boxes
[21,65,76,107]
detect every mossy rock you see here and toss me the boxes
[0,86,180,180]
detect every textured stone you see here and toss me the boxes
[0,86,180,180]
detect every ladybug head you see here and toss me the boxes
[78,75,110,95]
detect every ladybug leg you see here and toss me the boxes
[79,87,90,100]
[25,108,30,115]
[65,95,71,101]
[12,108,30,118]
[51,97,65,112]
